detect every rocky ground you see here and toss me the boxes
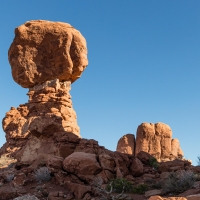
[0,137,200,200]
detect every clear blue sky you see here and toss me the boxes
[0,1,200,165]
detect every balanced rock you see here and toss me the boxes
[1,20,88,162]
[116,133,135,155]
[135,122,184,162]
[9,20,88,88]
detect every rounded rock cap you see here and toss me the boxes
[8,20,88,88]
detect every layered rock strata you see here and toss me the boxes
[2,79,79,162]
[135,122,183,162]
[116,123,183,162]
[1,20,88,161]
[116,133,135,155]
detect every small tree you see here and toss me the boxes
[92,177,132,200]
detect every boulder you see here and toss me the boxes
[98,154,116,172]
[137,151,154,165]
[9,20,88,88]
[158,160,189,173]
[63,152,101,176]
[46,155,64,172]
[0,185,17,200]
[129,157,143,177]
[116,134,135,155]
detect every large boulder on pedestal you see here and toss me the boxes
[9,20,88,88]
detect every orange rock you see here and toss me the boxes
[171,139,184,159]
[9,20,88,88]
[135,122,184,162]
[137,151,154,164]
[98,154,116,172]
[116,133,135,155]
[1,79,80,163]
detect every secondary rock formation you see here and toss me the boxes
[116,123,184,162]
[1,20,88,162]
[136,122,183,162]
[116,134,135,155]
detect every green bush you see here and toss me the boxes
[163,170,196,194]
[132,184,148,194]
[149,157,159,169]
[93,177,132,200]
[106,178,133,193]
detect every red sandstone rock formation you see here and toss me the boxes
[135,122,184,162]
[9,20,88,88]
[116,133,135,155]
[116,123,184,162]
[1,20,88,161]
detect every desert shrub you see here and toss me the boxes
[92,177,132,200]
[163,170,196,194]
[145,178,162,189]
[34,166,51,183]
[149,157,159,169]
[132,184,148,194]
[151,181,162,189]
[106,178,133,193]
[194,173,200,181]
[6,173,14,182]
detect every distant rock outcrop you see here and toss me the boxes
[116,134,135,155]
[1,20,88,161]
[116,122,184,162]
[135,122,183,162]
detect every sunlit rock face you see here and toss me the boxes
[1,20,88,162]
[116,134,135,155]
[135,122,184,162]
[116,123,184,162]
[9,20,88,88]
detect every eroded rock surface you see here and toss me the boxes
[135,122,183,162]
[1,20,88,163]
[2,79,80,163]
[9,20,88,88]
[116,133,135,155]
